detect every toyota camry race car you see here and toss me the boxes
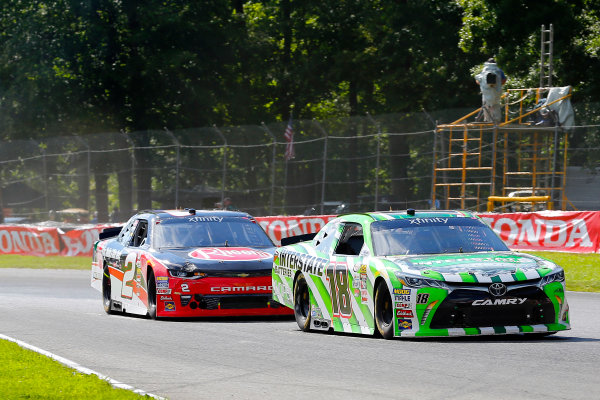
[91,209,292,318]
[272,210,570,338]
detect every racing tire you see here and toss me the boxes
[147,269,158,320]
[102,266,114,314]
[374,281,395,339]
[294,273,311,331]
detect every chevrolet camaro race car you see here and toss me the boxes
[272,210,570,339]
[91,209,292,318]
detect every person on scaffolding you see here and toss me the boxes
[475,58,506,123]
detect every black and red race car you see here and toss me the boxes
[91,209,292,318]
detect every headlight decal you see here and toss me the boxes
[420,300,439,326]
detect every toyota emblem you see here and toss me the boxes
[489,283,507,297]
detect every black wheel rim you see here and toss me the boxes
[295,280,309,318]
[102,269,111,309]
[148,273,156,314]
[376,286,393,327]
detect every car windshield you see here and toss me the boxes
[154,217,273,248]
[371,217,509,256]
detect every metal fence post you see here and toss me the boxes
[121,130,136,210]
[73,135,91,211]
[213,125,227,205]
[261,123,276,215]
[367,113,382,211]
[312,120,328,215]
[164,127,180,208]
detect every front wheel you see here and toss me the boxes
[147,269,158,320]
[374,281,394,339]
[102,266,114,314]
[294,273,311,331]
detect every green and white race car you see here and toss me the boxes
[272,210,570,339]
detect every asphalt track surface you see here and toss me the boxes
[0,268,599,400]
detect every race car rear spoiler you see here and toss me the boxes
[99,226,123,240]
[281,232,316,246]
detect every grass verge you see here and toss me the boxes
[0,339,150,399]
[0,255,89,269]
[525,251,600,293]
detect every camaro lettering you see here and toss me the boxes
[472,298,527,306]
[210,286,271,292]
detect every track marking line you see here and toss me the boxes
[0,333,164,399]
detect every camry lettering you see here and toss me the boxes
[211,286,272,292]
[472,298,527,306]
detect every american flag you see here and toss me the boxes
[284,117,295,160]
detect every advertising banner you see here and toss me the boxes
[255,215,337,245]
[478,211,600,253]
[1,212,598,256]
[0,225,63,256]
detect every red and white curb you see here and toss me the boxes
[0,333,164,399]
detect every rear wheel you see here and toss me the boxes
[102,266,114,314]
[294,273,311,331]
[147,269,158,320]
[374,281,394,339]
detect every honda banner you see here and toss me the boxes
[478,211,600,253]
[1,212,598,256]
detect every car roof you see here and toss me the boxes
[359,210,476,221]
[135,209,253,220]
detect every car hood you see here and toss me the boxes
[387,251,557,283]
[152,246,275,273]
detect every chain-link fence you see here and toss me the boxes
[1,108,599,223]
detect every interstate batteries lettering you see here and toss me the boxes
[278,250,328,277]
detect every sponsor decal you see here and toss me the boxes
[160,296,173,301]
[273,264,293,278]
[395,295,411,302]
[472,298,527,306]
[396,309,414,318]
[156,280,169,289]
[164,301,176,311]
[416,293,429,304]
[188,216,224,223]
[398,319,413,330]
[157,288,172,295]
[393,288,411,295]
[352,279,360,289]
[157,276,168,281]
[189,247,271,261]
[360,289,368,303]
[210,285,271,293]
[358,265,367,273]
[277,250,328,277]
[311,305,324,319]
[409,217,449,225]
[396,302,411,309]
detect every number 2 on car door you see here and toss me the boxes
[121,252,138,299]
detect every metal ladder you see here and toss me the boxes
[540,24,554,88]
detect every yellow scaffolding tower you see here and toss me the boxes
[432,87,571,212]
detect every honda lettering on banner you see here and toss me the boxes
[256,215,337,245]
[0,226,62,256]
[478,211,600,253]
